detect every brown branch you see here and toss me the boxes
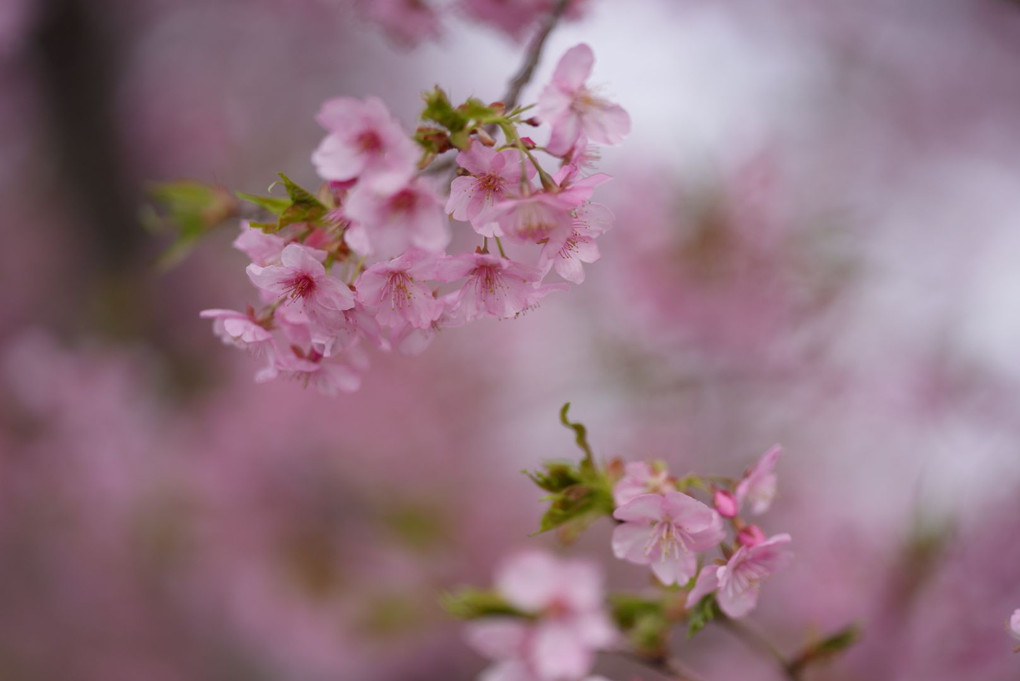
[616,651,711,681]
[500,0,570,111]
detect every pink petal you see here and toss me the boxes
[687,566,721,605]
[552,43,595,91]
[464,619,528,660]
[531,621,592,681]
[613,493,665,523]
[495,550,560,612]
[611,522,654,565]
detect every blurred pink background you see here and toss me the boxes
[2,1,1020,679]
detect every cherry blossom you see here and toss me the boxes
[687,534,792,618]
[612,461,674,507]
[232,220,285,266]
[199,308,273,355]
[447,142,533,235]
[538,43,630,157]
[344,176,449,257]
[355,250,445,329]
[735,445,782,516]
[311,97,418,191]
[465,550,616,681]
[246,243,356,334]
[612,492,725,586]
[438,253,565,322]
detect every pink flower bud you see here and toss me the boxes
[519,136,537,149]
[713,489,738,518]
[737,524,767,547]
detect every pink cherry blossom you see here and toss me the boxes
[612,461,674,507]
[436,253,565,322]
[199,308,273,355]
[357,0,442,46]
[687,534,792,618]
[465,550,616,681]
[487,192,576,245]
[735,445,782,516]
[1010,609,1020,642]
[446,142,533,235]
[538,44,630,157]
[737,524,767,548]
[355,250,444,329]
[344,176,450,257]
[232,220,285,266]
[256,346,363,396]
[246,243,355,334]
[612,492,726,586]
[311,97,418,191]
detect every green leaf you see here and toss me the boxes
[421,87,467,132]
[276,173,328,229]
[441,588,526,620]
[236,191,290,215]
[523,461,583,493]
[687,595,719,638]
[144,180,238,268]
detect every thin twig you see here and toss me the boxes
[501,0,570,111]
[718,617,800,681]
[617,651,710,681]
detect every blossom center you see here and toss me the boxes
[388,188,419,214]
[356,130,383,153]
[286,273,317,299]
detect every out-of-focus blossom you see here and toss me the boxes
[344,176,449,257]
[687,533,791,618]
[612,461,673,507]
[735,445,782,516]
[199,308,273,355]
[488,192,576,245]
[357,0,443,46]
[465,550,616,681]
[1010,609,1020,643]
[312,97,418,191]
[611,492,724,586]
[232,220,286,266]
[538,44,630,157]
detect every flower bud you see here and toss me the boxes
[737,524,767,548]
[713,489,738,518]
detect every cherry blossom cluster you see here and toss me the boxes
[201,43,629,394]
[446,407,812,681]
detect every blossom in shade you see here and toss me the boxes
[612,492,726,586]
[246,243,355,334]
[436,253,565,323]
[344,176,449,257]
[256,347,364,396]
[735,445,782,516]
[447,142,533,235]
[487,192,576,245]
[464,550,616,681]
[538,43,631,157]
[311,97,418,191]
[687,534,792,618]
[612,462,674,507]
[355,250,444,329]
[199,308,272,355]
[232,220,285,266]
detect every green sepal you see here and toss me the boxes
[609,594,670,656]
[441,588,527,620]
[419,88,502,151]
[687,594,720,638]
[523,461,583,493]
[276,173,328,230]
